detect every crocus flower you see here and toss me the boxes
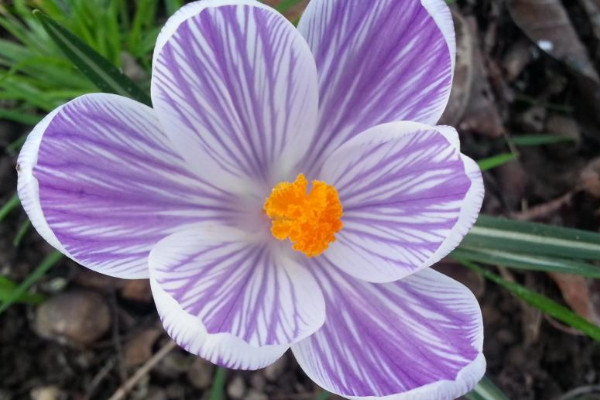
[17,0,485,398]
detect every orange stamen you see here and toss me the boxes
[263,174,343,257]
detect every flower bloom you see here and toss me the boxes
[17,0,486,398]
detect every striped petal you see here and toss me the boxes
[292,267,485,400]
[17,94,231,279]
[298,0,455,169]
[319,122,483,283]
[152,0,319,191]
[148,224,325,370]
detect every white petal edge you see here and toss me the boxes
[153,0,274,68]
[436,125,460,150]
[421,154,484,268]
[17,105,71,257]
[150,274,289,370]
[421,0,456,72]
[293,268,485,400]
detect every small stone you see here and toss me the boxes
[187,358,214,390]
[34,290,111,346]
[30,386,62,400]
[120,279,152,303]
[124,328,162,367]
[249,373,266,391]
[263,356,287,382]
[227,376,246,400]
[580,158,600,198]
[243,389,268,400]
[156,351,194,378]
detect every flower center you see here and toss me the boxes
[263,174,343,257]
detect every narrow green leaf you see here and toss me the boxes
[453,247,600,278]
[460,260,600,342]
[477,153,517,171]
[274,0,305,13]
[0,276,45,305]
[33,11,151,105]
[209,367,227,400]
[465,376,509,400]
[463,215,600,260]
[0,193,20,222]
[315,392,331,400]
[0,251,63,314]
[6,134,28,155]
[165,0,184,16]
[511,134,574,147]
[13,219,31,247]
[0,108,41,125]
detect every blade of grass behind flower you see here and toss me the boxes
[463,215,600,260]
[477,153,518,171]
[209,367,227,400]
[465,376,510,400]
[459,259,600,342]
[452,247,600,278]
[0,276,45,305]
[0,251,63,315]
[315,391,331,400]
[0,193,19,223]
[510,134,574,146]
[33,11,151,106]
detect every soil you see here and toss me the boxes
[2,0,600,399]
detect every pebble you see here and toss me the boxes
[30,386,62,400]
[34,290,111,346]
[249,373,266,391]
[120,279,153,303]
[244,389,268,400]
[263,356,287,382]
[227,376,246,399]
[187,357,214,390]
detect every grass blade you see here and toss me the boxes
[0,193,19,222]
[452,247,600,278]
[460,260,600,342]
[466,376,510,400]
[462,215,600,260]
[209,367,227,400]
[0,251,63,314]
[511,134,574,146]
[13,219,31,247]
[477,153,517,171]
[0,276,44,305]
[34,11,151,105]
[315,392,331,400]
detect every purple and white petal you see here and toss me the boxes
[297,0,455,170]
[149,224,326,369]
[17,94,231,279]
[318,122,483,283]
[152,0,319,191]
[292,267,485,400]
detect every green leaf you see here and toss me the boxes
[466,376,510,400]
[209,367,227,400]
[273,0,305,13]
[165,0,184,16]
[0,251,63,314]
[477,153,517,171]
[453,247,600,278]
[33,11,151,106]
[460,260,600,342]
[462,215,600,260]
[0,276,44,305]
[511,134,574,147]
[0,193,19,222]
[0,108,41,125]
[315,392,331,400]
[13,219,31,247]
